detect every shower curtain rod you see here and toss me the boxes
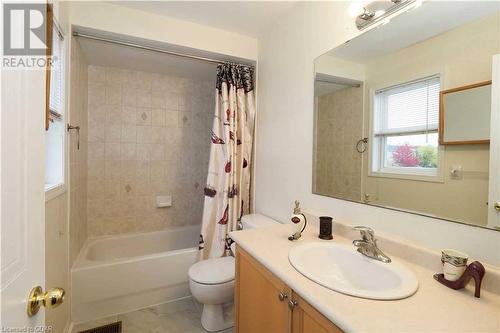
[73,32,246,66]
[315,78,361,88]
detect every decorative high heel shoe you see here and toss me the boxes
[433,261,486,298]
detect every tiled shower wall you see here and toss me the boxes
[315,86,363,201]
[86,65,213,237]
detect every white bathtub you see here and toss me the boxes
[71,225,200,323]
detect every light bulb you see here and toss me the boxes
[348,2,365,18]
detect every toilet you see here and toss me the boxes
[188,214,278,332]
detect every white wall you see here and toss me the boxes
[255,2,500,266]
[65,1,258,62]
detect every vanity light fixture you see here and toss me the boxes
[354,0,419,30]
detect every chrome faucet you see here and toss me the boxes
[352,226,391,263]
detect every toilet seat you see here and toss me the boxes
[189,256,235,285]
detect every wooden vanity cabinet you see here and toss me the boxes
[235,248,343,333]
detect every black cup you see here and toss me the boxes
[319,216,333,240]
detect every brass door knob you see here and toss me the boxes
[494,202,500,212]
[27,286,65,317]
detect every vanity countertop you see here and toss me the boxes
[230,224,500,333]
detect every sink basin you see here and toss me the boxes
[289,242,418,300]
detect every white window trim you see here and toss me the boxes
[367,74,445,183]
[45,17,68,200]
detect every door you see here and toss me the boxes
[488,54,500,229]
[1,68,46,325]
[235,247,291,333]
[290,293,343,333]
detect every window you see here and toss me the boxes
[371,75,441,179]
[45,18,65,192]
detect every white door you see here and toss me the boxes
[488,54,500,229]
[1,67,46,326]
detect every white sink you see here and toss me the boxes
[288,242,418,300]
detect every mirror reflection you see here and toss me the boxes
[313,3,500,230]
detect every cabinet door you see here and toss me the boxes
[236,247,291,333]
[290,293,343,333]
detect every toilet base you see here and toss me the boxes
[201,303,234,332]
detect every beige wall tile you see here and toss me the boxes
[121,143,137,161]
[87,159,104,182]
[123,86,137,106]
[106,104,122,124]
[88,82,106,105]
[137,71,152,90]
[165,111,178,128]
[88,65,106,83]
[137,90,152,108]
[104,180,121,200]
[178,112,192,127]
[151,91,165,109]
[121,125,137,143]
[136,143,151,161]
[87,65,214,237]
[105,124,121,142]
[88,142,105,160]
[122,106,137,125]
[105,160,122,181]
[150,144,165,161]
[106,84,122,105]
[136,107,152,125]
[121,161,137,181]
[165,92,179,110]
[152,108,165,126]
[105,142,121,160]
[88,123,105,143]
[87,180,105,201]
[106,67,124,85]
[136,126,152,144]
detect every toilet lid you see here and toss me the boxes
[189,256,235,285]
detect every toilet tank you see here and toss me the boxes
[240,214,278,229]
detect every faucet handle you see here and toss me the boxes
[353,226,375,241]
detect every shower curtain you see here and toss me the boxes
[199,63,255,259]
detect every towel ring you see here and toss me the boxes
[356,138,368,153]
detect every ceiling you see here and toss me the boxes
[78,37,218,81]
[330,1,500,63]
[112,1,299,38]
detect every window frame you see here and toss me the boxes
[368,74,445,183]
[45,15,68,199]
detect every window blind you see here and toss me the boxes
[49,25,64,117]
[374,76,440,136]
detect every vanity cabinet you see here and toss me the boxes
[235,247,343,333]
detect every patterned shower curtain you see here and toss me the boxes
[199,63,256,259]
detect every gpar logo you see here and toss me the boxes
[4,3,47,56]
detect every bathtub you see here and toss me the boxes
[71,225,200,323]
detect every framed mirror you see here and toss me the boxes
[313,1,500,230]
[439,81,492,145]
